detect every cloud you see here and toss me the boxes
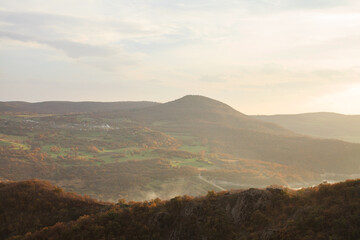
[0,1,360,114]
[0,31,113,58]
[0,8,78,26]
[106,0,349,12]
[198,75,226,83]
[0,9,168,45]
[44,40,113,58]
[269,0,349,10]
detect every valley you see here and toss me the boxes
[2,1,359,238]
[1,95,359,202]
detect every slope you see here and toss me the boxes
[119,95,292,135]
[0,180,110,239]
[254,112,360,143]
[111,95,360,174]
[20,179,360,240]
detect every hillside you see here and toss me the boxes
[1,95,360,201]
[254,112,360,143]
[0,101,159,114]
[118,95,292,134]
[0,180,110,239]
[11,179,360,240]
[110,95,360,174]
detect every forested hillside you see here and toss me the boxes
[4,179,360,240]
[0,180,110,240]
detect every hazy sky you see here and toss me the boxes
[1,0,360,114]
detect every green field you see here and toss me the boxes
[0,135,30,149]
[0,114,214,170]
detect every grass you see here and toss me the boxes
[179,144,209,153]
[98,147,213,166]
[152,121,169,126]
[170,157,212,168]
[166,133,195,140]
[0,135,29,150]
[0,140,10,146]
[75,115,95,122]
[0,115,14,120]
[166,132,210,153]
[15,114,55,118]
[40,144,99,166]
[41,145,69,157]
[97,148,160,164]
[0,113,215,169]
[74,131,106,139]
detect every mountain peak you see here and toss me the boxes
[167,95,238,113]
[120,95,291,136]
[125,94,255,126]
[175,95,222,102]
[177,95,215,101]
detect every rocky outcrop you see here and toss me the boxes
[226,189,273,225]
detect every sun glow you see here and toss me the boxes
[312,83,360,114]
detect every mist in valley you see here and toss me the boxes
[1,1,360,239]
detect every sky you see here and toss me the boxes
[0,0,360,114]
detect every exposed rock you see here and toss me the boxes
[169,223,182,240]
[260,228,281,240]
[227,188,273,225]
[181,201,201,217]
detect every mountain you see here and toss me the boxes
[118,95,292,134]
[254,112,360,143]
[2,95,360,202]
[0,101,160,114]
[0,180,110,239]
[110,95,360,174]
[11,179,360,240]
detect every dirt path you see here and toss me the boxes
[197,173,226,191]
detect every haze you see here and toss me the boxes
[1,0,360,114]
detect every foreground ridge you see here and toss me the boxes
[4,179,360,240]
[0,180,111,240]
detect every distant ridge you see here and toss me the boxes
[119,95,291,135]
[128,95,247,121]
[254,112,360,143]
[159,95,248,120]
[0,101,160,114]
[3,95,360,175]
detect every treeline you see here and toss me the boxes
[0,143,317,201]
[0,180,109,240]
[0,145,200,200]
[0,146,55,181]
[5,179,360,240]
[0,114,180,151]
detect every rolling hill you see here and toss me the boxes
[1,95,360,201]
[254,112,360,143]
[116,95,293,134]
[0,101,159,114]
[109,95,360,175]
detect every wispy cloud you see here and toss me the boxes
[0,0,359,114]
[0,31,114,58]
